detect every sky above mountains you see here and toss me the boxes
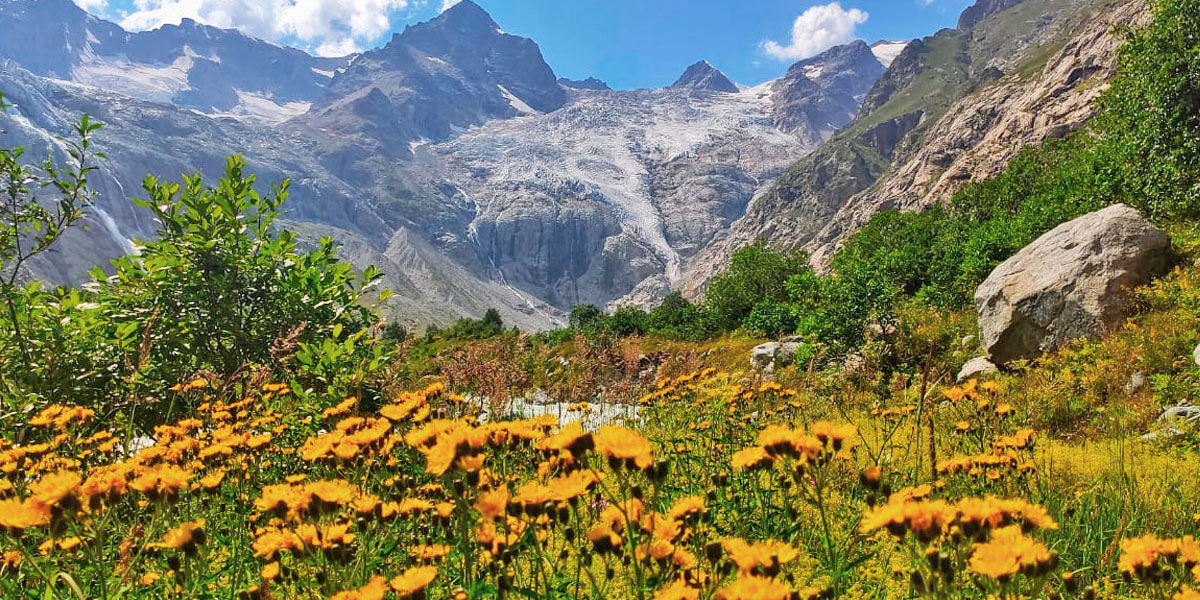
[73,0,977,88]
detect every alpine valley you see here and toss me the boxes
[0,0,1135,330]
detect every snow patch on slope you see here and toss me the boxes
[871,41,910,67]
[498,85,538,116]
[70,57,192,105]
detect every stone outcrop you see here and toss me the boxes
[975,204,1170,364]
[751,338,805,372]
[957,357,998,382]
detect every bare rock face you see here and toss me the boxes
[975,205,1170,364]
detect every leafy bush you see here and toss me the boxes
[441,308,506,340]
[645,292,710,341]
[702,242,812,331]
[0,132,392,425]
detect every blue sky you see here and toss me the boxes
[78,0,977,89]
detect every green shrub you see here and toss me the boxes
[702,242,812,331]
[645,292,710,341]
[0,141,392,425]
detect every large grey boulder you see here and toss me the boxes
[975,204,1171,364]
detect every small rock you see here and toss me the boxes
[961,335,976,348]
[1193,343,1200,367]
[865,323,898,338]
[844,353,866,373]
[1162,404,1200,423]
[750,341,806,372]
[1141,404,1200,441]
[1123,372,1147,396]
[751,342,782,372]
[957,357,998,382]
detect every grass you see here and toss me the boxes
[5,258,1200,599]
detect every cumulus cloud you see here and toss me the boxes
[117,0,412,56]
[761,2,869,61]
[73,0,109,10]
[440,0,461,11]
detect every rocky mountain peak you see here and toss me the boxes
[0,0,124,78]
[958,0,1025,29]
[787,40,884,90]
[671,61,739,93]
[559,77,611,91]
[438,0,497,27]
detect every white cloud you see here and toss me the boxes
[117,0,413,56]
[761,2,869,62]
[440,0,461,11]
[73,0,109,11]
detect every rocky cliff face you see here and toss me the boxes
[682,0,1146,295]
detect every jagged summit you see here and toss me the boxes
[428,0,501,33]
[671,61,738,93]
[958,0,1024,29]
[559,77,611,91]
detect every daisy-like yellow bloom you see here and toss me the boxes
[331,575,388,600]
[537,422,594,455]
[0,498,51,531]
[811,421,857,450]
[666,496,705,521]
[475,487,509,519]
[956,497,1058,532]
[1177,586,1200,600]
[587,523,623,552]
[260,561,280,581]
[731,447,773,470]
[252,528,303,559]
[654,579,699,600]
[411,544,451,561]
[129,464,192,496]
[994,429,1036,449]
[1119,534,1169,576]
[198,470,226,490]
[390,565,439,597]
[715,575,792,600]
[322,397,358,419]
[860,498,956,539]
[594,426,655,470]
[29,470,81,508]
[721,538,799,574]
[149,519,206,552]
[969,525,1051,579]
[306,479,359,506]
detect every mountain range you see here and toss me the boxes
[0,0,1137,330]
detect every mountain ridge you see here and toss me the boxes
[680,0,1142,297]
[0,0,1116,332]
